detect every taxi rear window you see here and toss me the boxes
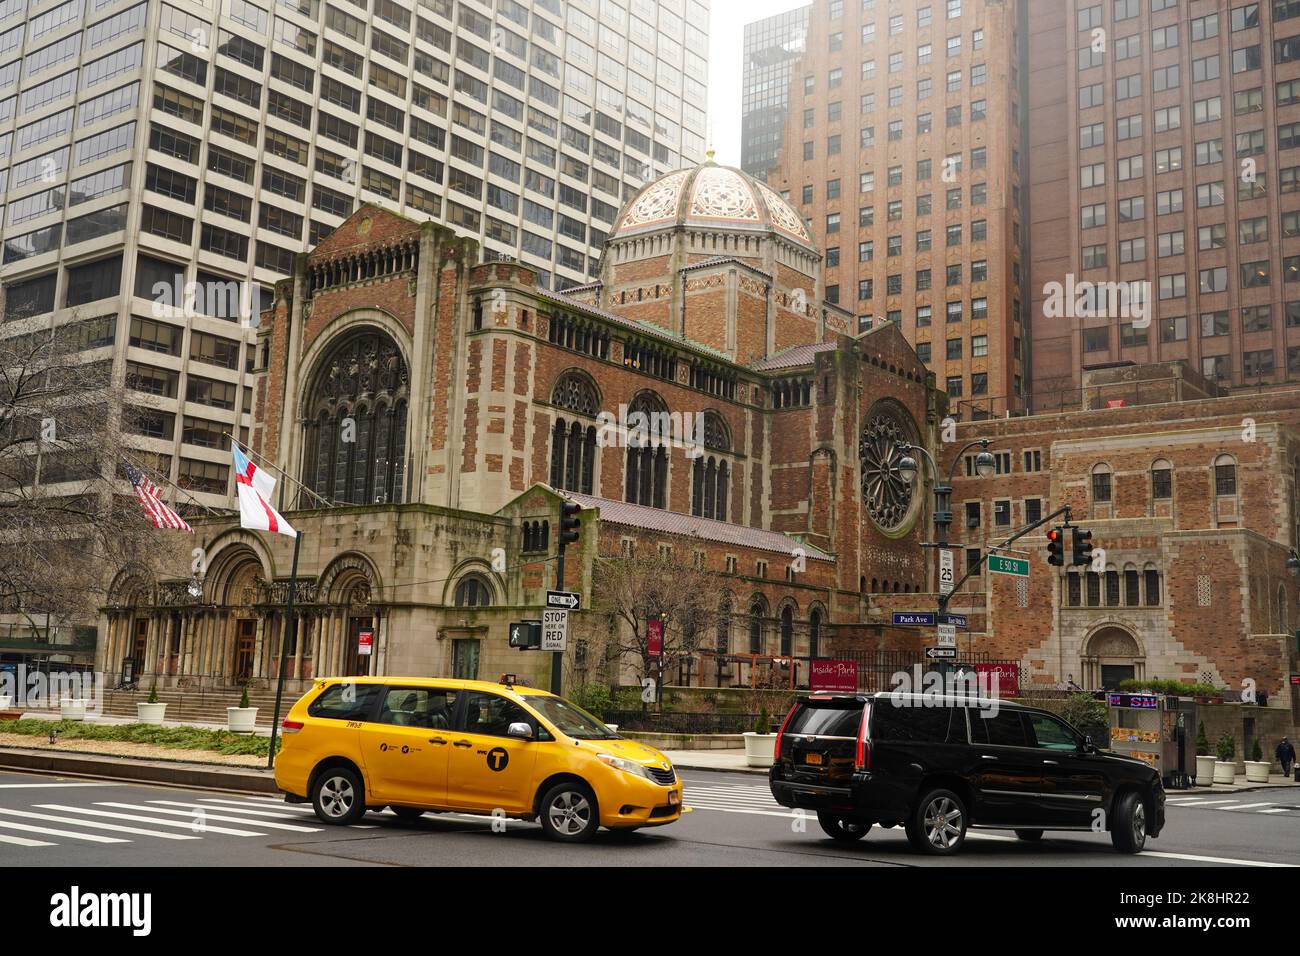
[784,700,863,737]
[307,683,383,721]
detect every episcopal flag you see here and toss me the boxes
[124,461,193,533]
[232,442,297,538]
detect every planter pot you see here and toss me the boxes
[1244,760,1271,783]
[0,694,11,710]
[1195,754,1217,786]
[59,698,88,721]
[1212,760,1237,785]
[742,731,776,768]
[136,702,167,725]
[227,707,258,733]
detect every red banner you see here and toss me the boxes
[810,659,858,693]
[975,662,1019,696]
[646,619,663,658]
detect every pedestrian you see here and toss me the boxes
[1276,737,1296,778]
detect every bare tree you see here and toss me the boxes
[0,314,189,630]
[590,547,720,688]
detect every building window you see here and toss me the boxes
[1214,455,1237,496]
[1092,464,1112,503]
[1151,460,1172,500]
[454,575,492,607]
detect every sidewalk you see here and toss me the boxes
[663,749,765,774]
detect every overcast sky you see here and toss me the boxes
[707,0,808,166]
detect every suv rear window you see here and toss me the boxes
[307,683,384,721]
[784,700,863,737]
[871,704,960,743]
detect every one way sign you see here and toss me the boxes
[546,590,581,611]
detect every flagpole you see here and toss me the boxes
[224,432,333,510]
[267,530,302,771]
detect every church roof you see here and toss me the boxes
[540,290,733,363]
[566,492,834,561]
[611,160,816,250]
[750,342,838,371]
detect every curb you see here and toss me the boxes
[0,747,280,794]
[670,761,768,776]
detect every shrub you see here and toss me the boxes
[1216,732,1235,763]
[1061,693,1108,748]
[1196,721,1209,757]
[569,684,614,720]
[1251,738,1263,763]
[755,706,770,735]
[1118,678,1217,696]
[147,683,159,705]
[239,684,250,709]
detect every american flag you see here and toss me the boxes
[124,461,194,533]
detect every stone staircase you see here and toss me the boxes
[95,686,289,727]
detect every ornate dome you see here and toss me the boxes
[613,158,815,249]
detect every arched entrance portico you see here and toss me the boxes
[1081,625,1145,690]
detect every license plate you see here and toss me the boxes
[668,790,680,805]
[804,752,824,766]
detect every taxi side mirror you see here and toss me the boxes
[1082,735,1096,754]
[507,721,534,740]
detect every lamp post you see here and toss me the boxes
[1287,550,1300,576]
[897,438,997,550]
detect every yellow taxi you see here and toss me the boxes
[274,675,682,841]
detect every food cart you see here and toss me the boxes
[1106,692,1197,789]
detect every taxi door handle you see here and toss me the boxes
[452,739,472,748]
[980,755,998,760]
[1042,759,1060,766]
[428,737,447,745]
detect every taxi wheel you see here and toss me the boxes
[390,806,426,822]
[311,767,366,825]
[817,812,872,842]
[538,782,599,842]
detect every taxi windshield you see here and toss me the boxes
[527,695,619,739]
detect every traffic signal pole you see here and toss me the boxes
[939,503,1075,614]
[551,548,565,696]
[552,500,582,696]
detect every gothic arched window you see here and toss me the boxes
[809,609,822,659]
[454,575,492,607]
[779,605,793,656]
[551,370,600,416]
[302,330,409,506]
[624,392,668,508]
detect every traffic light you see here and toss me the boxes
[1046,527,1064,566]
[559,500,582,549]
[1071,527,1094,567]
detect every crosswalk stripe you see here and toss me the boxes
[1223,802,1274,810]
[683,804,795,818]
[1168,799,1240,806]
[0,819,127,843]
[0,808,200,840]
[174,801,314,820]
[199,798,315,814]
[1257,807,1294,813]
[101,801,320,832]
[0,832,55,847]
[37,804,264,837]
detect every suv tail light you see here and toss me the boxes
[281,719,304,734]
[772,705,796,761]
[855,705,871,770]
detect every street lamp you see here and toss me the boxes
[897,437,997,549]
[1287,550,1300,576]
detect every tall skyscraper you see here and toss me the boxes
[1026,0,1300,407]
[740,4,808,181]
[0,0,709,508]
[769,0,1029,416]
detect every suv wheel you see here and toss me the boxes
[311,767,366,825]
[817,812,872,842]
[1111,791,1147,854]
[1014,829,1043,842]
[538,782,599,842]
[906,789,967,855]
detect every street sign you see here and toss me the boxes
[546,590,581,610]
[892,611,935,626]
[509,620,541,649]
[358,629,373,656]
[938,613,968,628]
[926,647,956,659]
[1289,674,1300,686]
[939,549,954,595]
[937,623,956,647]
[541,609,568,651]
[988,554,1030,577]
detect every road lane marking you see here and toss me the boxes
[199,798,315,814]
[0,783,113,789]
[0,808,200,840]
[1222,802,1273,810]
[0,832,54,847]
[0,820,126,843]
[1257,807,1294,813]
[1137,851,1292,868]
[104,801,321,832]
[37,804,264,837]
[1167,799,1240,806]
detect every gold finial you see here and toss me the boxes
[705,148,716,163]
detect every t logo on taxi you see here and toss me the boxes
[487,747,509,771]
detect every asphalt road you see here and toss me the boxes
[0,769,1295,867]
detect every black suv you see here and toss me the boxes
[768,692,1165,855]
